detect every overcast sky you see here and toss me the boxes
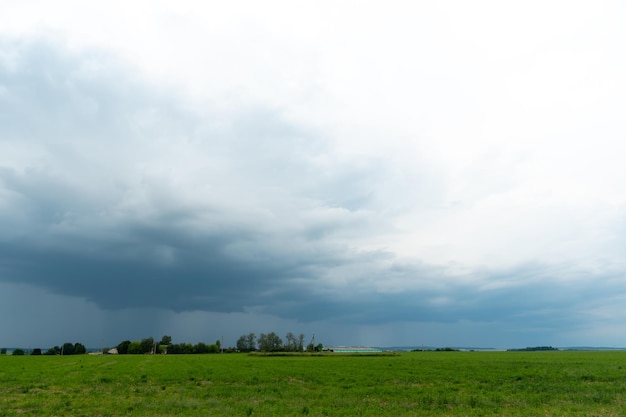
[1,1,626,350]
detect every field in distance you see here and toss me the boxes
[1,350,626,416]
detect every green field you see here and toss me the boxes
[1,351,626,416]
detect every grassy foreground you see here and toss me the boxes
[1,351,626,416]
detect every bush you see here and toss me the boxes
[12,349,25,356]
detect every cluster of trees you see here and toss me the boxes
[48,342,87,355]
[507,346,559,352]
[236,332,323,353]
[411,347,460,352]
[2,332,324,356]
[116,336,228,355]
[115,332,324,355]
[0,343,86,356]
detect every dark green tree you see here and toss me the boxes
[166,343,181,354]
[12,349,25,355]
[140,337,155,354]
[258,332,282,352]
[284,332,297,352]
[297,334,305,352]
[61,342,74,355]
[127,341,143,354]
[31,348,42,355]
[45,346,60,355]
[194,342,209,354]
[236,333,257,352]
[246,333,256,351]
[168,343,194,354]
[73,343,86,355]
[0,347,6,355]
[158,335,172,353]
[117,340,131,354]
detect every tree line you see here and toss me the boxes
[236,332,323,353]
[116,331,324,354]
[1,331,324,356]
[506,346,559,352]
[115,336,226,354]
[0,343,87,356]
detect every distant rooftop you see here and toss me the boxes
[325,346,383,353]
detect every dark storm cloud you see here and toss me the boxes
[0,39,387,318]
[1,217,601,328]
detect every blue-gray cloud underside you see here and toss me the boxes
[0,232,610,329]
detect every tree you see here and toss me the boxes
[61,342,75,355]
[167,343,181,354]
[1,348,6,355]
[73,343,86,355]
[285,332,297,352]
[258,332,282,352]
[157,336,172,353]
[45,346,60,355]
[117,340,131,354]
[236,333,257,352]
[12,349,25,355]
[31,348,42,356]
[168,343,194,354]
[194,342,209,354]
[180,343,194,354]
[246,333,256,351]
[127,341,143,354]
[297,334,305,352]
[236,335,246,352]
[140,337,155,354]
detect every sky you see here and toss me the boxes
[1,0,626,350]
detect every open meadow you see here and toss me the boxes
[1,350,626,416]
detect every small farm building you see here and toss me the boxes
[325,346,383,353]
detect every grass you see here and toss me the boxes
[1,351,626,416]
